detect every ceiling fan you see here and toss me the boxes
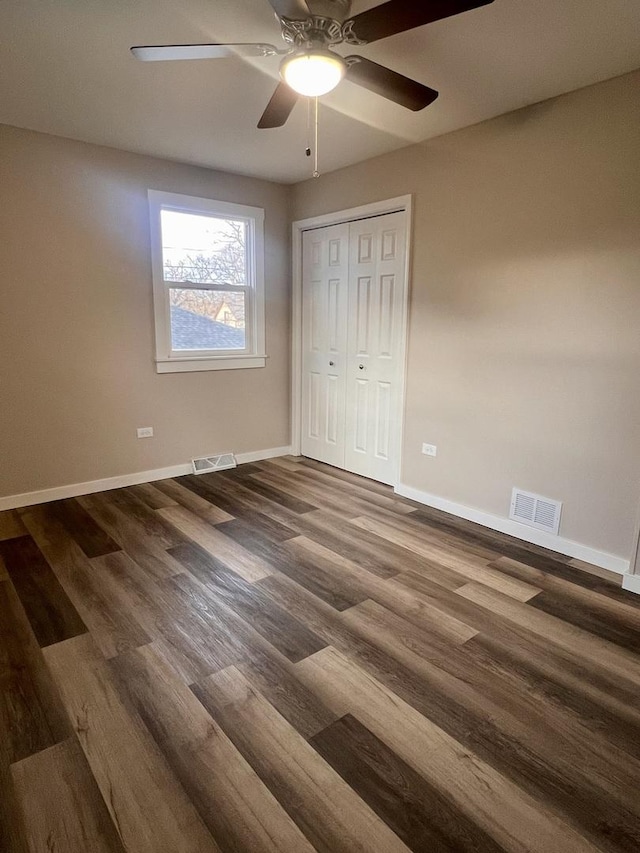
[131,0,495,129]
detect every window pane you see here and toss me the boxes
[161,210,247,285]
[170,289,246,351]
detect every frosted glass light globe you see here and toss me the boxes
[281,51,346,97]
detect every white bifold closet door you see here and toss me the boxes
[301,211,407,485]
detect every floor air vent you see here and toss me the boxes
[192,453,237,475]
[510,488,562,535]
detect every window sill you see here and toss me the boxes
[156,355,267,373]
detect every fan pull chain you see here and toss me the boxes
[304,97,320,178]
[305,97,312,159]
[313,96,320,179]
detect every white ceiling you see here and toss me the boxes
[1,0,639,183]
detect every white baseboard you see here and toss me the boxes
[0,446,292,512]
[235,446,292,464]
[395,482,630,576]
[622,573,640,595]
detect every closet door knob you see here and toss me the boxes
[358,364,365,370]
[329,361,335,366]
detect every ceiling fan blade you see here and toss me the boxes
[258,83,299,128]
[345,57,438,111]
[345,0,495,44]
[265,0,311,20]
[131,43,282,61]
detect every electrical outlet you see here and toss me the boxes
[137,427,154,439]
[421,443,437,457]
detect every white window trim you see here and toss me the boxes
[148,190,266,373]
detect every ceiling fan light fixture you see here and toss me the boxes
[280,50,346,97]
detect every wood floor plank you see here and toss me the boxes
[0,510,28,542]
[217,512,299,546]
[252,468,407,521]
[295,647,602,853]
[456,581,640,686]
[356,505,504,563]
[154,478,235,524]
[339,592,640,852]
[508,551,635,603]
[221,468,318,514]
[489,556,640,651]
[102,488,187,548]
[259,456,304,472]
[195,469,317,518]
[202,522,373,612]
[492,556,638,609]
[177,473,263,518]
[294,456,403,497]
[287,534,403,601]
[5,458,640,852]
[236,643,341,740]
[150,565,338,734]
[336,603,640,850]
[253,571,506,799]
[409,504,574,567]
[44,634,220,853]
[568,558,623,585]
[342,598,472,663]
[159,505,275,582]
[289,510,432,579]
[310,713,505,853]
[47,498,121,558]
[113,643,316,853]
[415,509,635,606]
[0,759,28,853]
[288,533,463,599]
[11,738,126,853]
[78,494,184,580]
[0,580,72,764]
[165,571,264,676]
[192,665,411,853]
[352,515,543,601]
[252,573,413,680]
[284,469,416,518]
[451,632,640,805]
[169,543,327,663]
[0,535,87,648]
[127,481,179,510]
[22,506,151,659]
[291,466,415,515]
[310,508,493,590]
[259,567,477,650]
[277,536,373,610]
[265,533,466,622]
[394,569,640,729]
[530,589,640,653]
[465,629,640,764]
[95,551,243,682]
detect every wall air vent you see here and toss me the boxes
[510,488,562,535]
[191,453,237,475]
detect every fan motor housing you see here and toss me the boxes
[304,0,352,22]
[281,15,344,46]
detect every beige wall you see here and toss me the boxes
[292,71,640,560]
[2,72,639,561]
[0,126,291,498]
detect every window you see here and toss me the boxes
[148,190,266,372]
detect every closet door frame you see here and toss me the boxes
[291,195,413,487]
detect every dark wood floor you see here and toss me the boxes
[2,456,640,852]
